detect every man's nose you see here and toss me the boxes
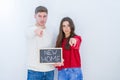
[41,17,44,20]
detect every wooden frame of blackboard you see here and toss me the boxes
[39,48,62,64]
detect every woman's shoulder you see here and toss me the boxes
[73,35,82,40]
[73,35,82,41]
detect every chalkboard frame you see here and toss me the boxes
[39,48,62,64]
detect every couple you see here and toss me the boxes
[26,6,83,80]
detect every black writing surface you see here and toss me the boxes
[39,48,62,63]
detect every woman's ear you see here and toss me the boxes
[34,14,36,19]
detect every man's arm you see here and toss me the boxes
[25,27,36,39]
[26,26,43,39]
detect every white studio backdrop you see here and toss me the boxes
[0,0,120,80]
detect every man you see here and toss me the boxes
[26,6,55,80]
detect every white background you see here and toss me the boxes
[0,0,120,80]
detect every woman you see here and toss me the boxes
[56,17,83,80]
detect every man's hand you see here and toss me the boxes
[53,59,64,67]
[53,62,64,67]
[34,28,43,37]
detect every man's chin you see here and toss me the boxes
[39,24,45,26]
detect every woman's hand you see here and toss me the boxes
[69,38,77,46]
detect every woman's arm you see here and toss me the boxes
[69,36,82,49]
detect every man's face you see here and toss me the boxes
[35,12,48,26]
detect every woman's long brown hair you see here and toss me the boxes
[56,17,76,49]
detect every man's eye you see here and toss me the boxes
[38,15,41,17]
[44,16,47,17]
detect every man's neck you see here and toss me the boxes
[35,23,46,29]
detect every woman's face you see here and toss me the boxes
[62,21,71,37]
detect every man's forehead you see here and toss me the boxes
[36,12,47,15]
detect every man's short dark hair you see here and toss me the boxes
[35,6,48,14]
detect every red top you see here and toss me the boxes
[57,35,82,70]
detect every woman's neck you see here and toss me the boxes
[65,34,70,38]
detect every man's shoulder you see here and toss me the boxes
[28,24,36,28]
[26,25,37,30]
[44,28,54,38]
[44,28,51,34]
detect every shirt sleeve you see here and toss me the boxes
[71,36,82,49]
[25,26,36,39]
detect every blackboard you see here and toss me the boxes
[39,48,62,63]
